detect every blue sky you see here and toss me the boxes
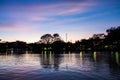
[0,0,120,43]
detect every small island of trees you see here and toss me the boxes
[0,26,120,53]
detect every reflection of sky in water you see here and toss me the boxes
[0,53,42,71]
[0,51,120,80]
[59,52,108,72]
[0,51,120,70]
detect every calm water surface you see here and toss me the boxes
[0,51,120,80]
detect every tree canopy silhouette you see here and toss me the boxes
[40,34,53,44]
[53,33,62,42]
[40,33,62,44]
[105,26,120,42]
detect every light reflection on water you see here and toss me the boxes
[0,51,120,80]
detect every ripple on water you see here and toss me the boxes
[0,52,120,80]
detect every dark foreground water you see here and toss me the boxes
[0,51,120,80]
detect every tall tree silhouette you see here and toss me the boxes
[40,34,53,44]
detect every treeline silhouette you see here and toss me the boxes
[0,26,120,53]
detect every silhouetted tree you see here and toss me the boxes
[52,40,65,51]
[40,33,63,44]
[105,26,120,43]
[90,33,105,49]
[53,33,59,37]
[104,26,120,50]
[65,42,73,51]
[40,34,53,44]
[39,33,63,51]
[0,42,7,53]
[92,33,105,39]
[53,33,62,42]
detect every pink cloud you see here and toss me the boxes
[29,16,54,22]
[0,1,98,33]
[2,1,97,22]
[0,22,33,32]
[0,0,98,42]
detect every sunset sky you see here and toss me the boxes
[0,0,120,43]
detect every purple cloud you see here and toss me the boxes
[0,1,97,21]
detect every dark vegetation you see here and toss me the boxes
[0,26,120,53]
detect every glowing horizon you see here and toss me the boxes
[0,0,120,43]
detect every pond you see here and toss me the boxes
[0,51,120,80]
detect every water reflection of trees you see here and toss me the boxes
[109,52,120,68]
[74,51,120,71]
[40,51,62,70]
